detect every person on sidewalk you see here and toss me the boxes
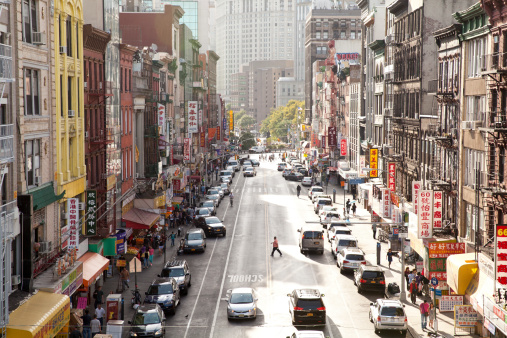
[94,304,106,330]
[170,232,176,246]
[428,303,435,329]
[143,250,150,269]
[351,203,357,216]
[120,267,130,291]
[409,279,418,304]
[420,299,430,330]
[386,249,394,269]
[81,309,92,338]
[149,246,154,267]
[90,315,101,337]
[270,237,282,257]
[70,325,83,338]
[178,226,182,237]
[296,185,301,198]
[93,285,103,309]
[404,267,411,288]
[372,223,377,239]
[346,199,351,214]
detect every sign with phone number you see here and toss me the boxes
[497,225,507,285]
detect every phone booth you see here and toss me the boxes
[106,294,122,322]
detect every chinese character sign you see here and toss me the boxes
[85,190,97,236]
[496,225,507,285]
[198,109,202,127]
[418,190,433,239]
[188,101,198,133]
[454,305,478,328]
[381,188,391,218]
[200,132,205,147]
[216,126,221,141]
[388,163,396,192]
[67,198,79,249]
[428,242,465,258]
[157,103,166,135]
[321,135,326,149]
[328,127,337,147]
[412,181,421,215]
[183,137,191,161]
[229,110,234,132]
[369,148,378,178]
[433,191,443,229]
[359,156,367,177]
[340,138,347,156]
[440,295,463,312]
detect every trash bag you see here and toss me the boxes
[388,282,401,294]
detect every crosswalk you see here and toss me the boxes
[229,186,301,195]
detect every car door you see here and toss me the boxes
[184,263,190,285]
[288,292,295,318]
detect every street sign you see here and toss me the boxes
[399,232,408,239]
[348,178,363,185]
[431,277,439,286]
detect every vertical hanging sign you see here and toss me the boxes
[328,126,337,147]
[188,101,198,133]
[67,198,79,249]
[496,225,507,285]
[369,148,378,177]
[418,190,433,238]
[340,138,347,156]
[229,110,234,132]
[216,126,221,141]
[198,109,203,128]
[381,188,391,218]
[183,137,191,161]
[433,191,443,229]
[388,163,396,192]
[412,181,422,215]
[200,132,205,147]
[85,190,97,236]
[157,103,166,135]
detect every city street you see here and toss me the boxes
[113,154,412,338]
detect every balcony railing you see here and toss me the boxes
[0,43,12,81]
[0,124,13,164]
[488,111,507,129]
[481,53,507,73]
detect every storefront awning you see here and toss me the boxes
[7,291,70,338]
[466,266,496,316]
[78,252,110,288]
[27,181,65,211]
[446,253,477,294]
[122,208,160,229]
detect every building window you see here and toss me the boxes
[316,32,321,39]
[25,139,40,187]
[464,148,485,187]
[22,0,38,44]
[323,31,328,39]
[24,68,40,116]
[465,96,486,122]
[467,37,486,78]
[351,31,356,39]
[66,17,72,57]
[340,31,346,39]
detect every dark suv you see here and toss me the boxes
[128,304,165,337]
[159,260,192,295]
[354,265,386,295]
[143,277,181,314]
[287,289,326,326]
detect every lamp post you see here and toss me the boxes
[362,167,407,302]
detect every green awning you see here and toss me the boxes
[28,182,65,211]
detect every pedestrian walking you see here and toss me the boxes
[149,246,154,266]
[81,309,92,338]
[404,267,411,287]
[386,248,393,269]
[428,303,435,329]
[170,232,176,246]
[169,213,175,228]
[90,315,101,337]
[143,250,150,269]
[94,304,106,330]
[178,226,182,237]
[270,236,282,257]
[346,199,351,214]
[372,223,377,239]
[158,238,164,255]
[69,325,83,338]
[92,285,103,309]
[408,269,416,286]
[120,267,130,291]
[420,299,430,330]
[409,279,418,304]
[351,203,357,216]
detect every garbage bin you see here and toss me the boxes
[106,319,124,338]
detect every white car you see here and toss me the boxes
[301,177,312,186]
[226,166,236,177]
[319,206,339,218]
[320,211,341,225]
[308,186,324,199]
[369,299,408,334]
[336,248,366,273]
[331,234,358,258]
[327,224,352,242]
[312,194,332,203]
[314,197,332,214]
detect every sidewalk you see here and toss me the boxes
[323,178,477,338]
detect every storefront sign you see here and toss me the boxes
[188,101,198,133]
[107,175,116,191]
[198,109,202,127]
[369,148,378,178]
[433,191,443,229]
[85,190,97,236]
[321,135,326,149]
[200,132,205,147]
[114,230,127,255]
[440,295,463,312]
[429,258,447,272]
[412,181,421,215]
[172,179,181,191]
[216,126,221,141]
[381,188,391,218]
[479,252,495,280]
[328,126,337,147]
[418,190,433,238]
[429,271,447,280]
[77,297,87,309]
[359,156,367,177]
[455,305,478,328]
[154,195,166,208]
[157,103,166,135]
[229,110,234,131]
[67,198,79,249]
[428,242,465,258]
[496,225,507,285]
[388,163,396,192]
[32,302,70,338]
[223,118,227,135]
[183,137,191,161]
[340,138,347,156]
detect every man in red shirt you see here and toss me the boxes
[271,237,282,257]
[419,299,430,330]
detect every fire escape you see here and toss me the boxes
[383,32,401,157]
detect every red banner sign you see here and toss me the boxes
[388,163,396,192]
[328,127,337,147]
[172,179,181,191]
[340,139,347,156]
[496,225,507,285]
[200,132,205,147]
[216,126,221,141]
[428,242,465,258]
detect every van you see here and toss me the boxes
[331,234,358,258]
[297,226,325,255]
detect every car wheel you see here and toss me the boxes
[374,329,379,334]
[357,286,362,294]
[320,250,324,255]
[188,277,192,287]
[223,231,226,237]
[401,330,407,335]
[183,287,188,296]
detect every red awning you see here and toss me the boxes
[122,208,160,229]
[78,252,110,288]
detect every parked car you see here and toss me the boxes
[278,163,288,171]
[220,183,230,195]
[301,177,312,186]
[212,186,224,199]
[331,234,358,258]
[158,260,192,295]
[369,299,408,334]
[204,216,226,236]
[297,168,309,176]
[298,226,325,255]
[282,168,292,177]
[227,160,240,171]
[244,167,257,177]
[327,226,352,242]
[183,229,207,253]
[143,278,180,315]
[128,304,166,337]
[319,206,339,218]
[314,197,332,214]
[285,172,303,182]
[287,289,326,326]
[243,161,253,168]
[205,194,221,207]
[308,186,324,199]
[354,265,386,295]
[225,167,236,177]
[320,211,341,226]
[226,287,258,320]
[336,248,366,273]
[206,189,222,202]
[286,331,326,338]
[194,207,212,219]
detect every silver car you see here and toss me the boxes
[226,287,257,320]
[220,183,230,195]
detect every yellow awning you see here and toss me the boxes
[446,253,478,294]
[7,291,70,338]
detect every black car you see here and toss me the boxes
[184,229,207,253]
[298,168,309,176]
[194,216,226,237]
[159,260,192,295]
[250,159,260,167]
[143,278,181,314]
[354,265,386,295]
[128,304,166,337]
[287,289,326,326]
[285,172,304,182]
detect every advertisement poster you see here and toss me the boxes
[454,305,478,328]
[496,225,507,285]
[440,295,463,312]
[412,181,422,215]
[67,198,79,249]
[381,188,391,218]
[85,190,97,236]
[340,139,347,156]
[418,190,433,239]
[433,191,443,229]
[183,137,191,161]
[157,103,165,135]
[369,148,378,178]
[328,126,337,147]
[188,101,198,133]
[359,155,367,177]
[388,163,396,192]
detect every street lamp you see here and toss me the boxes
[362,167,407,302]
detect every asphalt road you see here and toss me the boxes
[123,154,409,338]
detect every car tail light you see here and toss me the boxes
[301,234,305,239]
[404,316,408,322]
[361,261,366,265]
[379,280,385,285]
[343,260,350,264]
[294,307,303,311]
[360,279,366,283]
[378,316,381,322]
[316,307,326,311]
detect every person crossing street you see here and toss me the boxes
[270,237,282,257]
[296,184,301,198]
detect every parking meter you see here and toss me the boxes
[377,242,381,265]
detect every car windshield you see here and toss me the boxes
[246,168,253,171]
[335,230,351,235]
[208,195,218,200]
[146,284,173,295]
[363,271,384,279]
[206,217,221,224]
[187,233,203,240]
[244,162,252,165]
[312,188,324,192]
[167,268,185,277]
[381,307,405,316]
[330,223,347,228]
[132,312,161,325]
[345,254,364,260]
[230,293,254,304]
[221,184,228,189]
[296,299,323,310]
[208,190,219,195]
[338,240,357,247]
[318,200,332,205]
[327,213,340,218]
[303,231,323,239]
[197,209,210,215]
[203,202,213,207]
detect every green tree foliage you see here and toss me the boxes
[239,131,256,150]
[260,100,305,140]
[238,115,256,130]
